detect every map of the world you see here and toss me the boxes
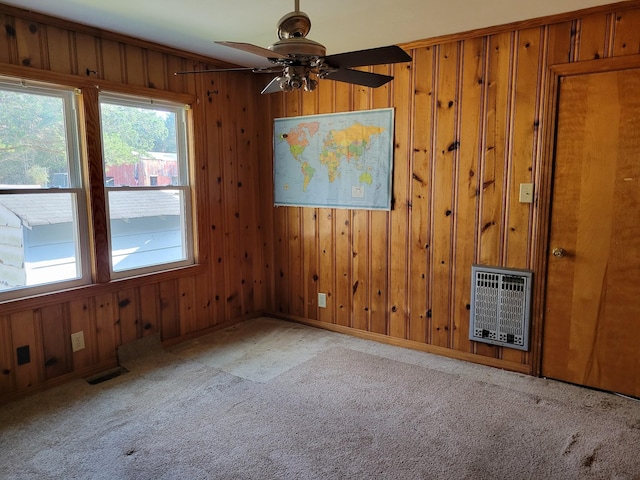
[273,108,394,210]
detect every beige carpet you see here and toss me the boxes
[1,317,639,479]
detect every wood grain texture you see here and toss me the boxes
[2,1,640,401]
[0,316,16,394]
[40,304,71,380]
[263,1,640,374]
[0,7,268,401]
[451,37,484,352]
[542,69,640,397]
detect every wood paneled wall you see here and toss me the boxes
[2,1,639,402]
[258,1,640,374]
[0,4,267,401]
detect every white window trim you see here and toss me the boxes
[99,92,194,279]
[0,77,91,301]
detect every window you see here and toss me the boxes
[0,76,196,302]
[0,78,89,300]
[99,93,193,277]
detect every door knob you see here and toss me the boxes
[552,247,566,258]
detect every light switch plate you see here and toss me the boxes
[318,293,327,308]
[519,183,534,203]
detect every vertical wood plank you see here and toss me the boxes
[117,287,139,345]
[139,283,159,336]
[316,83,335,324]
[452,37,484,352]
[351,209,369,330]
[288,207,304,317]
[46,26,73,73]
[100,39,123,83]
[159,279,179,341]
[388,60,412,339]
[69,298,97,370]
[504,28,541,269]
[40,304,72,380]
[612,9,640,56]
[547,22,574,65]
[476,32,513,359]
[166,55,189,93]
[431,42,459,348]
[333,82,352,326]
[283,92,305,318]
[0,13,17,64]
[124,44,146,86]
[269,91,289,315]
[195,271,212,329]
[146,50,167,90]
[301,89,319,321]
[94,293,117,362]
[256,87,276,312]
[350,82,371,330]
[369,64,392,335]
[0,316,16,394]
[409,46,434,343]
[10,311,39,391]
[74,32,99,79]
[14,18,43,69]
[479,32,511,267]
[576,14,609,61]
[206,75,232,323]
[178,276,197,335]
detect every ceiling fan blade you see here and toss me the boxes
[323,45,411,69]
[261,77,284,94]
[174,67,279,76]
[216,41,288,60]
[322,68,394,88]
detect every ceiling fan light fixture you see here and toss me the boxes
[279,66,318,92]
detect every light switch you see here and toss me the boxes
[318,293,327,308]
[519,183,534,203]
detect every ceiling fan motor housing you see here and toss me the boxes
[269,37,326,58]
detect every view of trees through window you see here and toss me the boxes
[0,90,68,186]
[0,91,178,188]
[100,103,177,171]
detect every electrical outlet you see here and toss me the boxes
[318,293,327,308]
[16,345,30,365]
[71,331,85,352]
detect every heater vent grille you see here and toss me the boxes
[469,265,532,351]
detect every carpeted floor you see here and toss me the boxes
[1,317,639,479]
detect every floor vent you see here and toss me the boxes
[470,265,533,351]
[86,366,129,385]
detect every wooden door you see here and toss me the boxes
[541,68,640,398]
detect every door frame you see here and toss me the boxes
[531,53,640,377]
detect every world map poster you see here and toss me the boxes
[273,108,394,210]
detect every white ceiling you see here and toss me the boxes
[3,0,623,67]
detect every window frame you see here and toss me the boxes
[0,77,91,301]
[0,74,199,304]
[98,92,195,279]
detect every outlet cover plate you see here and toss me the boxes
[71,331,85,352]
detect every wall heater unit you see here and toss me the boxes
[469,265,533,351]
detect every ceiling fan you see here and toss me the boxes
[175,0,412,94]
